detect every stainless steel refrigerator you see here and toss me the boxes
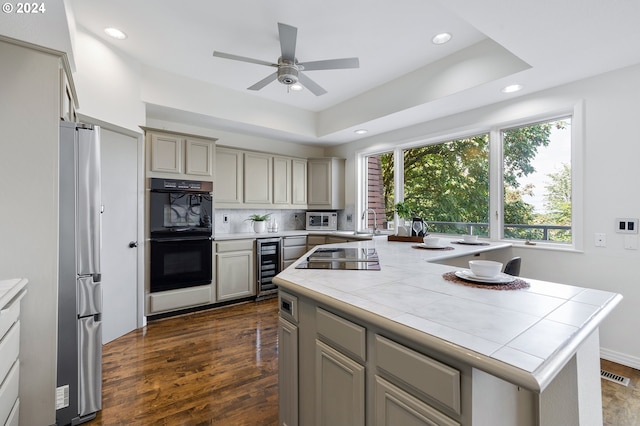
[57,121,103,425]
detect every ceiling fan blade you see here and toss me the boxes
[247,72,278,91]
[298,57,360,71]
[298,72,327,96]
[213,51,277,67]
[278,23,297,61]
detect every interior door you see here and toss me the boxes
[100,127,140,343]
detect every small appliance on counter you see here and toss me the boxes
[305,211,338,231]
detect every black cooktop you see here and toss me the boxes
[295,247,381,270]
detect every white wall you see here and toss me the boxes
[0,39,60,426]
[326,64,640,367]
[72,28,145,133]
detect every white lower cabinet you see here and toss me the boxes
[282,236,307,269]
[375,376,460,426]
[315,340,365,426]
[216,240,255,301]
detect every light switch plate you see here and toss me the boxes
[615,218,639,234]
[624,235,638,250]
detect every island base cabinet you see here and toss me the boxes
[375,376,460,426]
[315,339,365,426]
[278,317,298,426]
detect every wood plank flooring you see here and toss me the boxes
[87,299,279,425]
[88,298,638,425]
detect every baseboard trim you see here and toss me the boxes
[601,348,640,370]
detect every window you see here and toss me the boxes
[501,117,572,243]
[359,110,579,247]
[363,152,394,231]
[403,134,489,236]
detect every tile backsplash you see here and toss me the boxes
[215,208,357,234]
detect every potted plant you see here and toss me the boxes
[394,202,412,236]
[246,213,271,233]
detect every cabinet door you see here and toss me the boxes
[273,156,292,205]
[375,376,460,426]
[216,250,255,301]
[291,159,307,206]
[279,317,299,426]
[244,152,272,204]
[185,138,214,177]
[308,159,331,206]
[315,340,365,426]
[150,133,183,174]
[215,148,243,204]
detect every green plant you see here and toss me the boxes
[394,202,412,220]
[246,213,271,222]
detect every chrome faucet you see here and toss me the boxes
[361,208,379,234]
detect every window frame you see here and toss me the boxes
[357,101,584,251]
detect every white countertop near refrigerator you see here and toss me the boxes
[274,237,622,392]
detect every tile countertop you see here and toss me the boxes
[0,278,28,308]
[273,238,623,393]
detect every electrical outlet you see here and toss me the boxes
[616,218,639,234]
[223,215,229,224]
[347,214,352,222]
[595,233,606,247]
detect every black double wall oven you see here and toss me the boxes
[149,178,213,293]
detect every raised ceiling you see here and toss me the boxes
[6,0,640,145]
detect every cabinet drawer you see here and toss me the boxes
[284,236,307,247]
[0,296,20,339]
[375,376,459,426]
[375,335,460,414]
[307,236,326,246]
[216,239,254,252]
[283,245,307,261]
[0,360,19,426]
[316,308,366,363]
[0,322,19,383]
[148,286,212,313]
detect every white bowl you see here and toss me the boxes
[469,260,503,278]
[463,234,478,243]
[422,236,440,247]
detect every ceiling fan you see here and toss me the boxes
[213,23,359,96]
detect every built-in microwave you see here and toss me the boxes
[306,211,338,231]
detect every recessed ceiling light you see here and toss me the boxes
[501,84,523,93]
[354,129,368,135]
[104,27,127,40]
[290,83,303,91]
[432,33,452,45]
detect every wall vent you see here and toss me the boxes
[601,369,630,387]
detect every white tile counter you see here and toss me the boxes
[274,238,622,392]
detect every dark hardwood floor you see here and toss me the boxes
[88,298,638,425]
[87,299,279,425]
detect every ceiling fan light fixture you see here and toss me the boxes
[104,27,127,40]
[277,60,299,85]
[432,32,452,45]
[290,83,303,91]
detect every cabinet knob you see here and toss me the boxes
[129,241,138,248]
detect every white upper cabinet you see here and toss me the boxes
[215,147,243,204]
[144,128,217,180]
[244,152,273,204]
[215,147,307,209]
[273,156,292,205]
[308,157,345,210]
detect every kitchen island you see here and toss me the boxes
[273,238,622,426]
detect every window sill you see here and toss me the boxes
[503,239,584,254]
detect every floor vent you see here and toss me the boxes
[601,369,630,386]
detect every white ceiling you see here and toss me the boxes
[5,0,640,145]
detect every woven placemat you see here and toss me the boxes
[451,241,490,246]
[442,271,530,290]
[412,245,454,251]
